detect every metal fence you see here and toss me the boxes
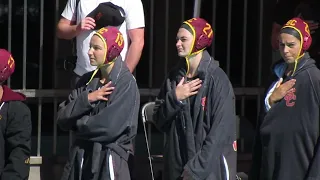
[0,0,276,165]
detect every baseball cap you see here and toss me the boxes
[87,2,125,30]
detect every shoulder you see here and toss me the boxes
[7,101,31,124]
[4,101,32,136]
[76,71,95,88]
[305,66,320,82]
[208,65,230,83]
[8,101,30,113]
[302,67,320,104]
[117,63,138,87]
[123,0,143,8]
[206,65,234,95]
[121,0,145,29]
[111,0,143,12]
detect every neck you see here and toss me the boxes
[99,62,114,84]
[186,52,203,78]
[287,63,295,71]
[286,60,298,76]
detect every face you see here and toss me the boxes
[278,33,301,64]
[176,28,194,57]
[88,35,106,66]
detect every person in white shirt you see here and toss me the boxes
[57,0,145,87]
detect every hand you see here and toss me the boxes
[181,169,192,180]
[305,20,319,34]
[76,17,96,31]
[88,81,114,103]
[269,78,296,106]
[175,77,202,101]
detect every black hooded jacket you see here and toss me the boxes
[0,86,31,180]
[57,58,140,180]
[153,51,237,180]
[250,53,320,180]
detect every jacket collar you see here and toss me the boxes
[86,56,126,91]
[273,52,315,78]
[179,50,217,80]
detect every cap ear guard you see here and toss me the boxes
[0,66,10,82]
[302,34,312,50]
[107,44,123,61]
[195,34,211,51]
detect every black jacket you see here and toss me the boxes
[0,86,31,180]
[153,51,237,180]
[250,53,320,180]
[57,58,140,180]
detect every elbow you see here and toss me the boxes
[56,24,73,40]
[57,115,74,131]
[131,38,144,51]
[56,25,65,39]
[153,115,168,133]
[57,119,69,131]
[56,29,72,40]
[56,31,64,39]
[157,124,168,133]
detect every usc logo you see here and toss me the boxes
[285,19,297,26]
[284,88,296,107]
[285,19,310,35]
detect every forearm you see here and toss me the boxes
[57,90,94,131]
[2,113,31,180]
[184,79,236,179]
[184,141,232,180]
[1,147,31,180]
[57,23,80,40]
[153,90,184,132]
[76,83,139,142]
[125,40,144,72]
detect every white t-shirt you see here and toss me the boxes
[61,0,145,76]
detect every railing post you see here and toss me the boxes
[193,0,202,17]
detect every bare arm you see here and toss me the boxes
[56,17,80,40]
[125,28,144,73]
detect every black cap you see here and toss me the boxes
[87,2,125,30]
